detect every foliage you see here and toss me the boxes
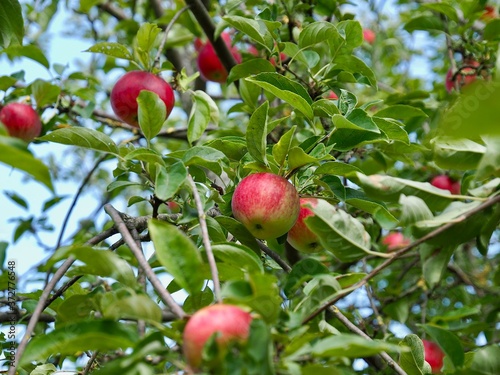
[0,0,499,374]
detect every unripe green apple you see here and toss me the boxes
[183,304,252,370]
[110,71,175,127]
[0,103,42,142]
[287,198,324,253]
[231,172,300,239]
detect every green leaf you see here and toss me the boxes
[484,19,500,40]
[177,146,229,175]
[298,21,342,50]
[31,79,61,108]
[246,101,269,165]
[246,73,314,120]
[84,42,134,60]
[312,99,341,117]
[205,136,248,161]
[2,44,50,68]
[374,105,428,122]
[20,320,138,366]
[284,258,329,298]
[101,292,162,323]
[155,161,187,201]
[399,195,433,227]
[315,161,362,176]
[0,75,17,91]
[0,141,53,191]
[227,58,276,84]
[123,147,165,165]
[211,243,264,274]
[404,15,446,33]
[346,198,399,229]
[0,0,23,48]
[4,190,28,210]
[432,137,485,170]
[331,56,377,87]
[188,90,219,145]
[422,3,459,22]
[222,16,274,50]
[38,127,119,156]
[288,147,320,171]
[306,200,380,262]
[476,136,500,180]
[148,220,204,294]
[134,23,161,70]
[30,364,58,375]
[373,117,410,144]
[272,125,296,167]
[420,325,464,370]
[455,346,500,375]
[245,319,275,375]
[49,246,137,288]
[138,90,166,142]
[336,20,363,53]
[312,334,406,358]
[214,216,260,253]
[420,244,455,288]
[399,334,429,375]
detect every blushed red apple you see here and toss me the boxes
[231,172,300,239]
[382,232,410,251]
[430,175,460,194]
[110,71,175,127]
[287,198,324,253]
[481,5,497,21]
[0,103,42,142]
[183,304,252,370]
[423,339,444,373]
[363,29,376,44]
[445,59,480,93]
[196,32,242,83]
[327,91,338,100]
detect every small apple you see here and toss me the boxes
[110,71,175,127]
[196,32,242,83]
[327,91,339,100]
[269,52,288,66]
[423,339,444,373]
[430,175,460,194]
[0,103,42,142]
[231,172,300,240]
[382,232,410,251]
[445,59,480,93]
[287,198,325,253]
[183,304,252,370]
[481,5,497,21]
[363,29,376,44]
[166,201,181,214]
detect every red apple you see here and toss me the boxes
[194,37,204,52]
[183,304,252,370]
[166,201,181,214]
[231,172,300,239]
[445,59,480,93]
[382,232,410,251]
[196,32,242,83]
[287,198,325,253]
[0,103,42,142]
[423,339,445,373]
[481,5,497,21]
[430,175,460,194]
[110,71,175,127]
[327,91,338,100]
[269,52,287,66]
[363,29,376,44]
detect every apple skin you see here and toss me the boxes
[445,59,480,93]
[423,339,445,373]
[327,91,338,100]
[110,71,175,127]
[0,103,42,142]
[183,304,252,370]
[196,32,242,83]
[363,29,376,44]
[287,198,325,253]
[430,175,460,194]
[382,232,410,251]
[481,5,497,21]
[231,172,300,240]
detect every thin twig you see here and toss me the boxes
[82,351,100,375]
[104,204,186,319]
[154,5,191,70]
[187,175,221,303]
[302,193,500,324]
[257,241,292,273]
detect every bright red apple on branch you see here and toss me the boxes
[423,339,445,373]
[0,102,42,142]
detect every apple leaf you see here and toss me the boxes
[205,136,248,161]
[475,135,500,180]
[134,22,162,70]
[404,15,446,33]
[312,98,341,117]
[288,146,321,171]
[154,161,187,201]
[331,55,377,88]
[227,58,276,84]
[246,101,269,165]
[398,195,433,227]
[138,90,166,142]
[312,334,406,358]
[101,292,162,323]
[0,140,53,191]
[171,146,229,175]
[47,246,137,288]
[419,324,464,371]
[398,334,431,375]
[374,105,428,122]
[246,73,314,120]
[420,244,456,288]
[20,320,138,366]
[272,125,296,167]
[222,16,275,50]
[148,219,204,295]
[336,20,364,53]
[346,198,399,229]
[84,42,134,60]
[210,243,264,274]
[454,345,500,375]
[1,44,50,68]
[123,147,165,166]
[188,90,219,144]
[284,258,330,298]
[214,216,260,253]
[38,127,120,156]
[373,117,410,145]
[0,0,23,48]
[482,19,500,41]
[298,21,343,49]
[421,3,459,22]
[315,161,362,176]
[431,137,485,170]
[31,79,61,108]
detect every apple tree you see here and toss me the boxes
[0,0,499,374]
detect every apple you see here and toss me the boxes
[196,32,242,83]
[194,37,204,52]
[183,304,252,370]
[481,5,497,21]
[110,71,175,127]
[287,198,325,253]
[363,29,376,44]
[430,175,460,194]
[382,232,410,251]
[0,103,42,142]
[231,172,300,240]
[269,52,288,66]
[445,59,480,93]
[327,91,339,100]
[166,201,181,214]
[423,339,444,373]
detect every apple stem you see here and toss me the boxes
[153,5,191,71]
[105,204,187,319]
[187,174,222,303]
